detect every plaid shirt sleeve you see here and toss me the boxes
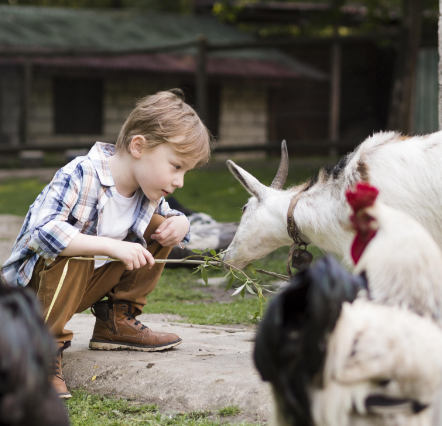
[28,171,82,262]
[154,198,190,245]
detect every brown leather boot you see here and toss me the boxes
[51,342,72,399]
[89,300,182,351]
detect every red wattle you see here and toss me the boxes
[351,229,377,264]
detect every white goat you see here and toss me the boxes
[224,132,442,269]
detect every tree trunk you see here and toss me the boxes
[387,0,423,133]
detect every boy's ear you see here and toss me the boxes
[129,135,147,158]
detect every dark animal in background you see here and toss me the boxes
[255,256,442,426]
[166,197,238,266]
[0,282,69,426]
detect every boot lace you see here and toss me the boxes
[124,311,148,330]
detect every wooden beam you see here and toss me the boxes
[20,60,32,146]
[0,32,399,58]
[328,41,341,157]
[387,0,423,132]
[196,35,208,124]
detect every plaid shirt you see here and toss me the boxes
[1,142,190,287]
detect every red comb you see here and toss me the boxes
[346,182,379,212]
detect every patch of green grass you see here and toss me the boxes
[149,268,212,303]
[218,406,241,417]
[144,298,263,325]
[0,179,46,216]
[65,390,261,426]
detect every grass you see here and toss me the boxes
[65,390,260,426]
[0,178,46,216]
[218,406,241,417]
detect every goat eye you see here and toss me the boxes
[242,205,247,213]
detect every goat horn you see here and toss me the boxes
[270,140,289,190]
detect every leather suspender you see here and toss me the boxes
[286,192,313,278]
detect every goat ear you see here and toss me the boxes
[226,160,265,199]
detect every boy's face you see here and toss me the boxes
[132,138,197,201]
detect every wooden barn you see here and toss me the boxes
[0,5,327,158]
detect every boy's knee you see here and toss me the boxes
[144,214,166,244]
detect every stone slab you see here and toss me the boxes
[63,314,272,420]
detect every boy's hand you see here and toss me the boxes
[150,215,189,247]
[108,240,155,270]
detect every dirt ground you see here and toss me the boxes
[63,314,272,421]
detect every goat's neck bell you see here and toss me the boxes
[291,246,313,271]
[287,243,313,277]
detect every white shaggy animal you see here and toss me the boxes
[224,132,442,269]
[311,300,442,426]
[255,256,442,426]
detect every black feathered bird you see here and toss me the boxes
[0,283,69,426]
[255,255,442,426]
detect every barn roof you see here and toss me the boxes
[0,6,327,80]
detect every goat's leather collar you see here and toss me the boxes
[286,193,313,278]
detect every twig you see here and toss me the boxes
[154,259,222,266]
[254,268,290,282]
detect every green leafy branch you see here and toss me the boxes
[156,248,290,319]
[47,250,290,323]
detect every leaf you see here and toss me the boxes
[225,275,234,292]
[246,264,257,278]
[201,267,208,285]
[190,266,202,275]
[245,284,256,294]
[210,249,216,256]
[232,284,245,296]
[240,286,246,298]
[91,375,97,381]
[253,311,261,319]
[191,249,202,254]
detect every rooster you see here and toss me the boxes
[254,255,442,426]
[0,282,69,426]
[346,182,442,325]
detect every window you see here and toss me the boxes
[54,77,103,135]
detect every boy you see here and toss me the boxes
[1,89,211,399]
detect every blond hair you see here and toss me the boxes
[116,89,212,167]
